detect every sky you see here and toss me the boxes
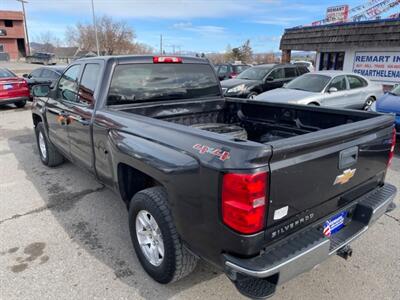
[1,0,399,53]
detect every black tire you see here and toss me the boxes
[363,97,375,111]
[15,100,26,108]
[247,92,258,99]
[35,122,64,167]
[129,187,197,284]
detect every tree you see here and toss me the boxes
[223,40,253,63]
[34,31,62,52]
[66,15,147,55]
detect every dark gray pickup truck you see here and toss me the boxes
[31,55,397,299]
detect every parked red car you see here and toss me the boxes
[0,68,29,108]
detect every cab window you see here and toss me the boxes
[328,76,347,91]
[58,65,80,102]
[268,68,284,80]
[347,75,366,89]
[284,67,297,78]
[78,63,100,106]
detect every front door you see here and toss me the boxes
[321,75,349,108]
[45,64,81,158]
[264,68,285,91]
[66,63,101,172]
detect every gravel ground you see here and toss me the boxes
[0,103,399,300]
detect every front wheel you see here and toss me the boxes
[129,187,197,284]
[363,97,375,110]
[247,92,258,99]
[35,122,64,167]
[15,100,26,108]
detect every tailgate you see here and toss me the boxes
[266,114,394,228]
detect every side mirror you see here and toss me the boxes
[22,73,29,78]
[32,85,50,97]
[266,77,274,82]
[328,87,338,93]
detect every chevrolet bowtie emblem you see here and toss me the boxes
[334,168,356,185]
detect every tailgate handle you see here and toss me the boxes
[339,147,359,169]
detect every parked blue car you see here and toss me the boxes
[371,84,400,135]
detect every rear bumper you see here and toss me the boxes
[223,184,397,297]
[0,97,29,105]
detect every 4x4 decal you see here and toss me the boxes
[193,144,231,161]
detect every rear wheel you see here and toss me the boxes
[15,100,26,108]
[129,187,197,283]
[363,97,375,110]
[35,122,64,167]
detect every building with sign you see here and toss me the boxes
[280,18,400,88]
[0,10,27,61]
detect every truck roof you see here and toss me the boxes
[76,55,210,64]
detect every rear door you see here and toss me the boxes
[66,62,102,172]
[346,75,368,109]
[45,63,81,157]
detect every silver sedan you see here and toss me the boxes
[254,71,384,110]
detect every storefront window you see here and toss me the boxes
[319,52,345,71]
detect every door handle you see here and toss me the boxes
[69,115,90,126]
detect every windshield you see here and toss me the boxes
[285,74,331,93]
[390,85,400,96]
[107,63,221,105]
[237,67,272,80]
[0,68,16,78]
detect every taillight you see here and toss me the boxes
[153,56,182,63]
[230,72,238,78]
[20,80,28,88]
[222,172,267,234]
[388,127,396,168]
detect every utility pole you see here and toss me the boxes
[16,0,30,56]
[160,34,163,54]
[91,0,100,56]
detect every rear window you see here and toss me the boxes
[233,65,249,73]
[0,68,16,78]
[107,64,220,105]
[297,66,309,75]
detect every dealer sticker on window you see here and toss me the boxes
[323,211,348,237]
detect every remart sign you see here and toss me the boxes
[353,51,400,83]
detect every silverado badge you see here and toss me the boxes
[334,168,356,185]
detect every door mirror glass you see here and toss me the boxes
[32,85,50,97]
[328,87,338,93]
[22,73,29,78]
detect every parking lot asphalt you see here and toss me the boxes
[0,103,399,300]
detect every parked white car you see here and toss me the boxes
[292,60,315,72]
[255,71,384,110]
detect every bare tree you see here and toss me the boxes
[35,31,59,52]
[66,15,141,55]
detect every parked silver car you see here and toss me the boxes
[255,71,384,110]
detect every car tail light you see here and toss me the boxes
[388,127,396,168]
[153,56,182,63]
[20,80,28,88]
[230,72,238,78]
[222,172,267,234]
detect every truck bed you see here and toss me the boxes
[118,98,375,144]
[117,98,394,234]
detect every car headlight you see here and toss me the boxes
[227,84,247,94]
